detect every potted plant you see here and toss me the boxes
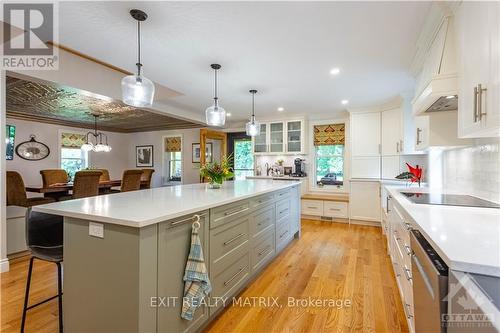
[200,155,234,189]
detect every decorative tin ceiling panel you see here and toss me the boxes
[6,76,201,132]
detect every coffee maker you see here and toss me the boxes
[292,158,306,177]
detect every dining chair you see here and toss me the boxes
[40,169,69,187]
[72,170,102,199]
[140,169,155,189]
[96,169,111,182]
[121,170,144,192]
[6,171,55,207]
[21,208,63,333]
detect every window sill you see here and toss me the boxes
[310,186,348,194]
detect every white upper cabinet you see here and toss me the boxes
[269,122,284,153]
[456,1,500,138]
[381,107,403,155]
[286,121,303,153]
[253,120,305,155]
[351,112,381,156]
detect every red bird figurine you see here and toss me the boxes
[406,163,423,186]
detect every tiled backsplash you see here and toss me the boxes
[442,140,500,203]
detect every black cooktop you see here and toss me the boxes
[401,192,500,209]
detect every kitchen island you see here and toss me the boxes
[33,180,301,333]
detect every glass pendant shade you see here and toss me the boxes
[81,143,93,152]
[246,120,260,137]
[205,103,226,126]
[121,75,155,107]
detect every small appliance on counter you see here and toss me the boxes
[291,158,306,177]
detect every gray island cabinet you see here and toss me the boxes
[33,180,301,333]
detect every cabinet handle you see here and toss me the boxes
[404,245,412,256]
[404,267,412,281]
[258,245,271,256]
[307,206,318,209]
[396,142,399,153]
[223,233,246,246]
[279,209,288,215]
[386,196,391,213]
[224,206,248,217]
[170,214,205,228]
[405,304,413,319]
[279,230,288,239]
[328,208,341,211]
[416,128,422,145]
[478,84,487,121]
[224,266,247,286]
[404,222,412,231]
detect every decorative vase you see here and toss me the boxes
[208,181,222,189]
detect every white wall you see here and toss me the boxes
[442,139,500,203]
[127,128,203,187]
[6,118,129,187]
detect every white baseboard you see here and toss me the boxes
[0,258,10,273]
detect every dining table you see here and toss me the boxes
[25,180,147,194]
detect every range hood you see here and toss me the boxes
[412,16,458,115]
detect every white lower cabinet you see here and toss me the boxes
[349,181,381,222]
[387,194,415,333]
[301,199,348,219]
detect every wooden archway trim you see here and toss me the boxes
[200,129,227,182]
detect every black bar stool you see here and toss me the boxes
[21,208,63,333]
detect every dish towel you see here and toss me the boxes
[181,223,212,321]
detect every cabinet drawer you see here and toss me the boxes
[210,217,249,264]
[276,219,291,249]
[210,200,250,229]
[251,205,274,238]
[301,199,324,216]
[275,188,291,200]
[250,193,275,209]
[276,199,291,221]
[211,250,250,299]
[251,231,275,272]
[323,201,348,218]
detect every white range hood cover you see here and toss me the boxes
[412,16,458,115]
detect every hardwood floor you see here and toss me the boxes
[0,219,408,333]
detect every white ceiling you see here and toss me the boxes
[58,1,431,125]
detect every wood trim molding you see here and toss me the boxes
[199,129,227,182]
[48,42,132,75]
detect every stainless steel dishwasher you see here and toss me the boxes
[411,229,449,333]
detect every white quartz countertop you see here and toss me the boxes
[385,186,500,277]
[247,175,307,180]
[33,180,300,228]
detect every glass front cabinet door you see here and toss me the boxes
[286,120,303,153]
[253,123,268,153]
[269,122,284,153]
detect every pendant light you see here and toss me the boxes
[81,115,112,153]
[246,89,260,137]
[121,9,155,107]
[205,64,226,126]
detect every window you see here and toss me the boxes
[233,139,254,180]
[313,123,345,188]
[315,145,344,187]
[169,151,182,181]
[60,148,88,180]
[164,136,182,184]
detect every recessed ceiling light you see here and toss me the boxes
[277,107,284,112]
[226,112,232,117]
[330,67,340,75]
[341,99,349,105]
[446,95,456,99]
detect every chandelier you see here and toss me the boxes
[81,115,112,152]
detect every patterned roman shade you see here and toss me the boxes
[61,132,86,148]
[165,136,182,152]
[313,124,345,146]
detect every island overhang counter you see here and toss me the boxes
[33,180,301,333]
